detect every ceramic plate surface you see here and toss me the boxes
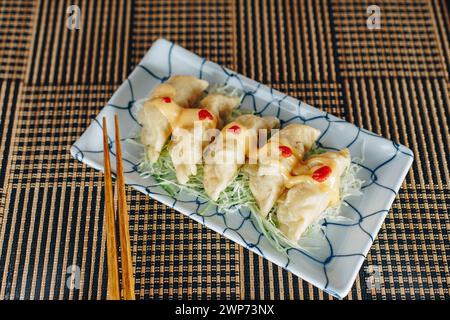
[71,39,413,298]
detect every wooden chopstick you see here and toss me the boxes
[102,117,120,300]
[102,115,136,300]
[114,114,136,300]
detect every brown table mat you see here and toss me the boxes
[0,0,448,300]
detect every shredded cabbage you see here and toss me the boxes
[137,143,364,254]
[138,146,256,214]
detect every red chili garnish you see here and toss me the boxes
[312,166,332,182]
[227,125,241,134]
[198,109,214,121]
[279,145,292,158]
[162,96,172,103]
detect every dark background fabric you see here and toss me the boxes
[0,0,448,300]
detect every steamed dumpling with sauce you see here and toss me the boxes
[246,124,320,217]
[138,97,181,163]
[169,94,240,184]
[150,75,209,108]
[203,114,280,201]
[277,148,351,241]
[138,76,209,163]
[199,93,240,129]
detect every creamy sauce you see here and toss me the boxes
[149,97,218,131]
[149,98,182,126]
[221,121,249,154]
[259,158,296,181]
[286,158,338,188]
[284,154,347,208]
[257,137,301,180]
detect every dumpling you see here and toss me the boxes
[203,114,279,201]
[277,148,351,241]
[199,93,240,129]
[138,76,209,163]
[235,114,280,162]
[245,165,285,217]
[168,109,215,184]
[235,114,280,132]
[138,97,182,163]
[277,183,330,241]
[248,124,320,217]
[257,123,321,172]
[150,75,209,108]
[168,93,241,184]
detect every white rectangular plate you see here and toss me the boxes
[71,39,413,298]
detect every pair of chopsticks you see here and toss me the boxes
[102,115,135,300]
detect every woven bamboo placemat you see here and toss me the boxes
[0,0,448,300]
